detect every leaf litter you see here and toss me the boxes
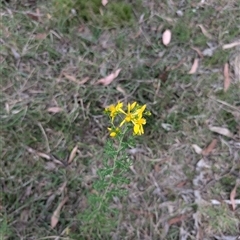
[34,33,47,40]
[101,0,108,6]
[197,24,212,39]
[223,63,231,92]
[47,107,63,113]
[62,72,89,85]
[51,196,68,228]
[222,41,240,50]
[68,145,78,164]
[26,8,43,22]
[209,126,234,138]
[192,144,203,154]
[230,51,240,82]
[202,139,218,156]
[230,180,240,211]
[188,58,199,74]
[162,29,172,46]
[96,68,121,86]
[191,46,204,58]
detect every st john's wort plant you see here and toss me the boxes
[80,102,151,235]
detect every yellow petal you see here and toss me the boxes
[134,124,140,134]
[138,104,146,115]
[119,108,126,115]
[130,102,137,110]
[116,102,123,110]
[141,118,146,125]
[127,103,131,113]
[120,119,126,127]
[110,132,116,137]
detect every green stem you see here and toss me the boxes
[97,127,127,210]
[88,127,128,221]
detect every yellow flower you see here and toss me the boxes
[136,104,146,116]
[107,127,120,137]
[106,102,149,137]
[119,103,147,130]
[132,105,146,135]
[133,117,146,135]
[105,102,123,121]
[119,102,138,126]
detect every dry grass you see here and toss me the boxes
[1,0,240,239]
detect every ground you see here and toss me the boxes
[1,0,240,239]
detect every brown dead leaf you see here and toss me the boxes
[79,77,90,85]
[224,63,231,92]
[192,144,203,154]
[223,41,240,50]
[191,47,203,58]
[102,0,108,6]
[62,72,89,85]
[47,107,63,113]
[25,146,65,166]
[37,152,51,160]
[27,9,43,22]
[57,181,67,195]
[35,33,47,40]
[176,180,188,188]
[162,29,171,46]
[168,214,189,225]
[68,145,78,164]
[209,126,233,138]
[230,183,238,211]
[63,73,77,82]
[161,16,174,24]
[189,58,199,74]
[116,85,126,95]
[97,68,121,86]
[5,103,10,114]
[202,139,218,156]
[231,53,240,82]
[51,196,68,228]
[198,24,212,39]
[27,12,40,21]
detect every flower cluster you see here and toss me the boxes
[105,102,150,137]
